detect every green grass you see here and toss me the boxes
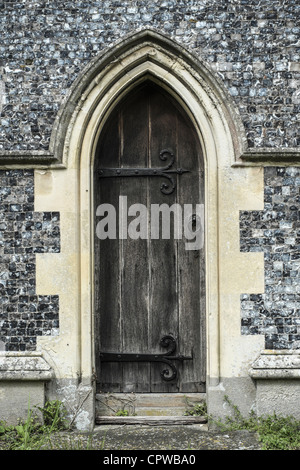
[0,399,69,450]
[0,400,105,450]
[214,395,300,450]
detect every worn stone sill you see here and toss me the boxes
[249,350,300,380]
[0,352,53,381]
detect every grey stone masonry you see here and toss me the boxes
[0,170,60,351]
[0,0,300,152]
[240,167,300,349]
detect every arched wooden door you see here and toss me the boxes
[94,82,205,393]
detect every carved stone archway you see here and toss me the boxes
[61,29,243,425]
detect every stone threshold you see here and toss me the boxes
[95,415,207,425]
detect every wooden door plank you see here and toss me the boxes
[177,111,205,392]
[148,88,179,392]
[95,111,122,391]
[120,89,150,392]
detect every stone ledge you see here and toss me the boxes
[0,150,60,167]
[239,149,300,164]
[0,353,54,381]
[249,350,300,380]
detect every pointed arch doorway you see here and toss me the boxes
[94,81,206,401]
[61,29,243,427]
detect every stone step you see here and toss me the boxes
[96,393,206,417]
[95,415,208,425]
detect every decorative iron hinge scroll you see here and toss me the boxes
[100,335,193,382]
[97,149,189,195]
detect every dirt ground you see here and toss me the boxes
[47,424,262,451]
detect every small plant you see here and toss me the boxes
[0,399,68,450]
[184,396,207,417]
[184,401,207,417]
[115,409,129,416]
[36,399,67,431]
[216,395,300,450]
[0,402,42,450]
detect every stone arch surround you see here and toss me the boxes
[65,29,257,406]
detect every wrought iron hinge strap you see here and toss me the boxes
[97,149,189,195]
[100,335,193,382]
